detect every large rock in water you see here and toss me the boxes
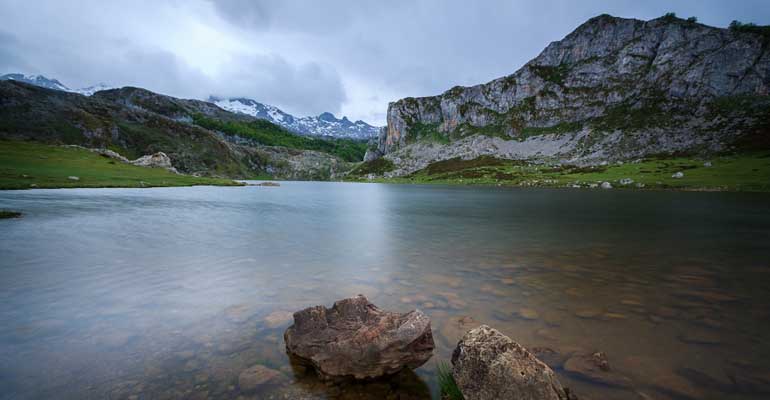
[284,295,434,380]
[451,325,570,400]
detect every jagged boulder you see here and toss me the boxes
[130,152,179,174]
[284,295,434,381]
[451,325,571,400]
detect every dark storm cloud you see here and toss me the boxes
[1,0,769,123]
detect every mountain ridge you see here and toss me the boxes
[0,80,355,180]
[210,96,380,139]
[0,73,378,139]
[0,73,115,96]
[366,14,769,176]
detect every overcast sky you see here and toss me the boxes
[1,0,768,124]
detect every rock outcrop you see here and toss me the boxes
[451,325,571,400]
[284,295,434,381]
[371,14,770,176]
[130,152,179,173]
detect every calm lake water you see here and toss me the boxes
[1,182,770,400]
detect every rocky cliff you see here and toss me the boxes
[370,14,770,176]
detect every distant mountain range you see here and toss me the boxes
[0,73,380,139]
[210,97,379,139]
[0,80,359,180]
[0,73,113,96]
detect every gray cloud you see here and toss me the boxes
[1,0,769,124]
[0,31,30,73]
[213,54,347,115]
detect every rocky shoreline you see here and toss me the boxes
[280,296,587,400]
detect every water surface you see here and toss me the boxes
[1,182,769,399]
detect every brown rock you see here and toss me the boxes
[284,295,434,380]
[515,308,540,320]
[451,325,569,400]
[564,352,632,388]
[238,364,285,392]
[574,309,603,319]
[263,310,294,328]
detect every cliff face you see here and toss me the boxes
[374,15,770,175]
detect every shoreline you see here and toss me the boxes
[342,177,770,193]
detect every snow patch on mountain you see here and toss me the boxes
[211,97,379,139]
[0,73,114,96]
[72,83,115,96]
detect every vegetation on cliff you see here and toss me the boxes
[192,114,367,162]
[373,14,770,181]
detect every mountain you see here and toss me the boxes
[211,97,380,139]
[72,83,115,96]
[0,73,114,96]
[2,73,380,139]
[365,14,770,176]
[0,73,70,92]
[0,80,354,180]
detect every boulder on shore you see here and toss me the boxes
[130,152,179,174]
[284,295,434,381]
[451,325,572,400]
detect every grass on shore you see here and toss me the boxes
[0,140,243,190]
[348,152,770,192]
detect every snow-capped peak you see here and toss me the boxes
[211,96,380,139]
[72,83,115,96]
[0,73,114,96]
[1,73,69,91]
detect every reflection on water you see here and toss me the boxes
[1,182,769,399]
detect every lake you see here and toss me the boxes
[1,182,769,399]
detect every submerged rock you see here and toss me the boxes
[451,325,570,400]
[564,351,632,388]
[263,310,294,328]
[238,364,286,392]
[284,295,434,381]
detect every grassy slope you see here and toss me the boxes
[0,141,242,190]
[347,152,770,192]
[192,114,368,162]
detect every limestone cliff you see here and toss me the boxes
[372,14,770,176]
